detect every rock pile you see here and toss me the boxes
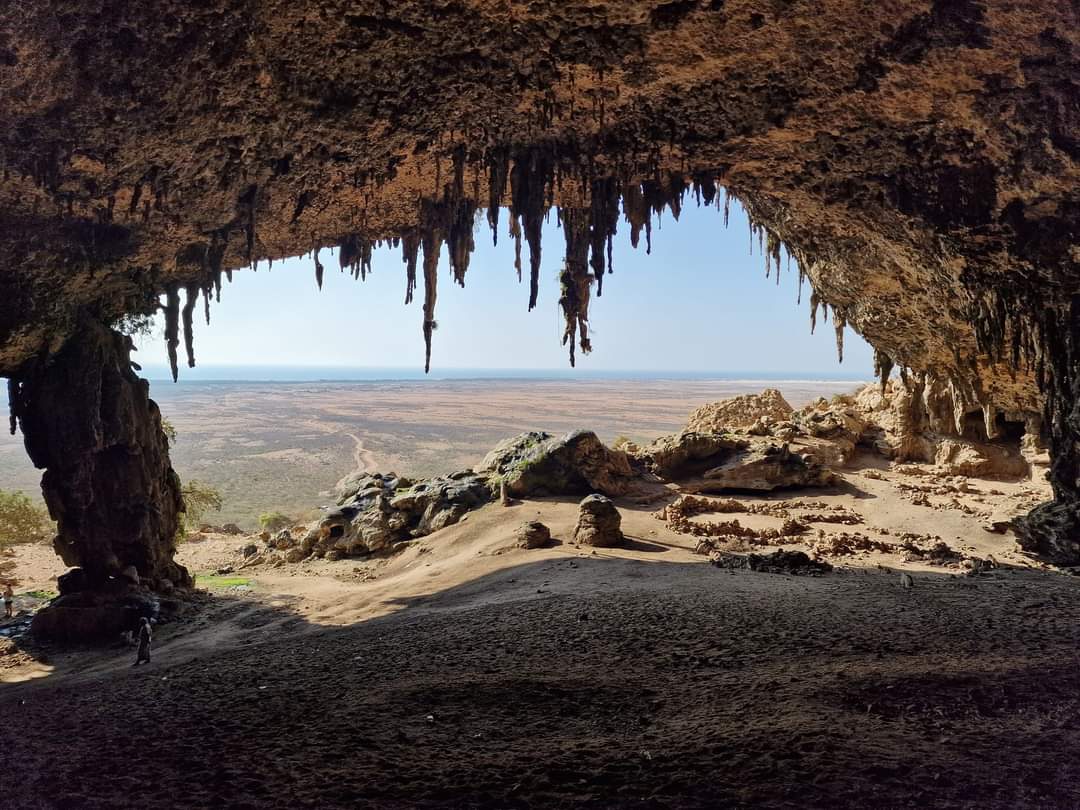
[573,495,623,548]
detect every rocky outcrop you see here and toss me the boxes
[686,389,794,433]
[688,444,836,494]
[635,428,833,494]
[305,470,495,559]
[8,318,190,592]
[637,432,749,480]
[480,431,634,498]
[573,495,623,548]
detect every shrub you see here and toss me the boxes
[0,490,51,548]
[258,512,293,533]
[160,416,178,446]
[178,480,224,540]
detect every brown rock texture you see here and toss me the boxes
[8,319,190,590]
[515,521,552,549]
[686,389,794,432]
[573,495,624,548]
[0,1,1078,561]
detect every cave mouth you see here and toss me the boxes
[1,0,1078,594]
[0,173,1063,602]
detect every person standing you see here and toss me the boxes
[134,617,153,665]
[3,584,13,619]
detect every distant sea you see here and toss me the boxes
[128,365,871,384]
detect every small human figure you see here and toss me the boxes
[134,617,153,665]
[3,584,13,619]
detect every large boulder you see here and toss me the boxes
[573,495,623,548]
[687,443,836,493]
[479,431,634,497]
[933,438,1029,478]
[636,431,748,480]
[685,389,794,432]
[31,591,159,643]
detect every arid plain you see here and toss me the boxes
[3,377,862,528]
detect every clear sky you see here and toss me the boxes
[135,197,873,378]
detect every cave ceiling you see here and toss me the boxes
[0,0,1077,418]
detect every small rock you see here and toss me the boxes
[515,521,551,549]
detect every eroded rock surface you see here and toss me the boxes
[573,495,624,548]
[480,431,634,498]
[8,318,190,591]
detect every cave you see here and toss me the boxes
[0,2,1078,588]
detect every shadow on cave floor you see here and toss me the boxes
[2,554,1079,809]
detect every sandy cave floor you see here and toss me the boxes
[2,459,1080,808]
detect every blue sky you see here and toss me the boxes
[135,198,872,377]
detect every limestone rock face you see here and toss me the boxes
[9,318,190,591]
[480,431,634,498]
[686,389,794,433]
[637,432,749,480]
[573,495,623,548]
[691,444,836,493]
[933,439,1030,479]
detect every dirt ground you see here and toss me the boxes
[2,451,1079,808]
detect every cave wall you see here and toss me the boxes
[0,1,1078,564]
[8,318,190,588]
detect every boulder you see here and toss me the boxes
[284,547,307,564]
[685,389,794,432]
[573,495,623,548]
[221,523,243,536]
[637,431,748,480]
[933,438,1029,478]
[515,521,551,549]
[479,430,634,497]
[689,443,836,493]
[31,591,159,643]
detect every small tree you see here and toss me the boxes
[0,490,51,548]
[258,512,293,534]
[178,480,224,539]
[160,416,178,446]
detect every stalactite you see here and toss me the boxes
[809,291,820,335]
[7,378,19,435]
[510,218,522,281]
[181,283,199,369]
[873,349,895,394]
[508,148,553,311]
[314,248,324,291]
[558,208,594,368]
[420,224,443,374]
[446,199,478,287]
[164,284,181,382]
[834,311,846,363]
[402,231,420,305]
[588,177,620,296]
